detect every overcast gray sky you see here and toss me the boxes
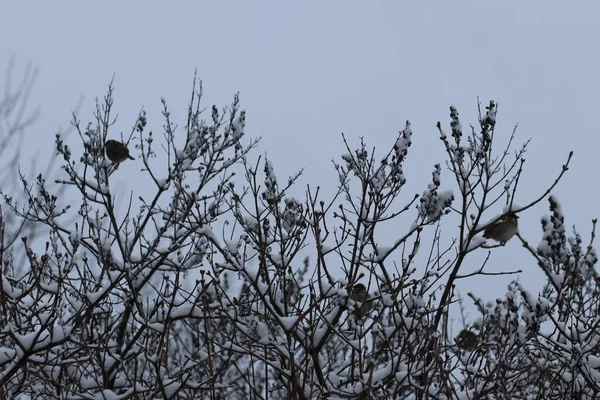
[2,1,599,311]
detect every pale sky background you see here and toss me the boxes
[2,1,599,320]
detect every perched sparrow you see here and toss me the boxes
[349,283,372,319]
[105,140,135,163]
[455,329,479,351]
[284,276,299,305]
[483,213,519,244]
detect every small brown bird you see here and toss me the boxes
[349,283,372,319]
[483,213,519,244]
[105,140,135,163]
[455,329,479,351]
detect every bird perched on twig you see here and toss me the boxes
[455,329,479,351]
[483,212,519,244]
[105,140,135,163]
[348,283,372,319]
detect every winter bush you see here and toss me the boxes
[1,76,596,399]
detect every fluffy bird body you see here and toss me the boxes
[105,140,135,163]
[349,283,372,319]
[455,329,479,351]
[483,213,519,243]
